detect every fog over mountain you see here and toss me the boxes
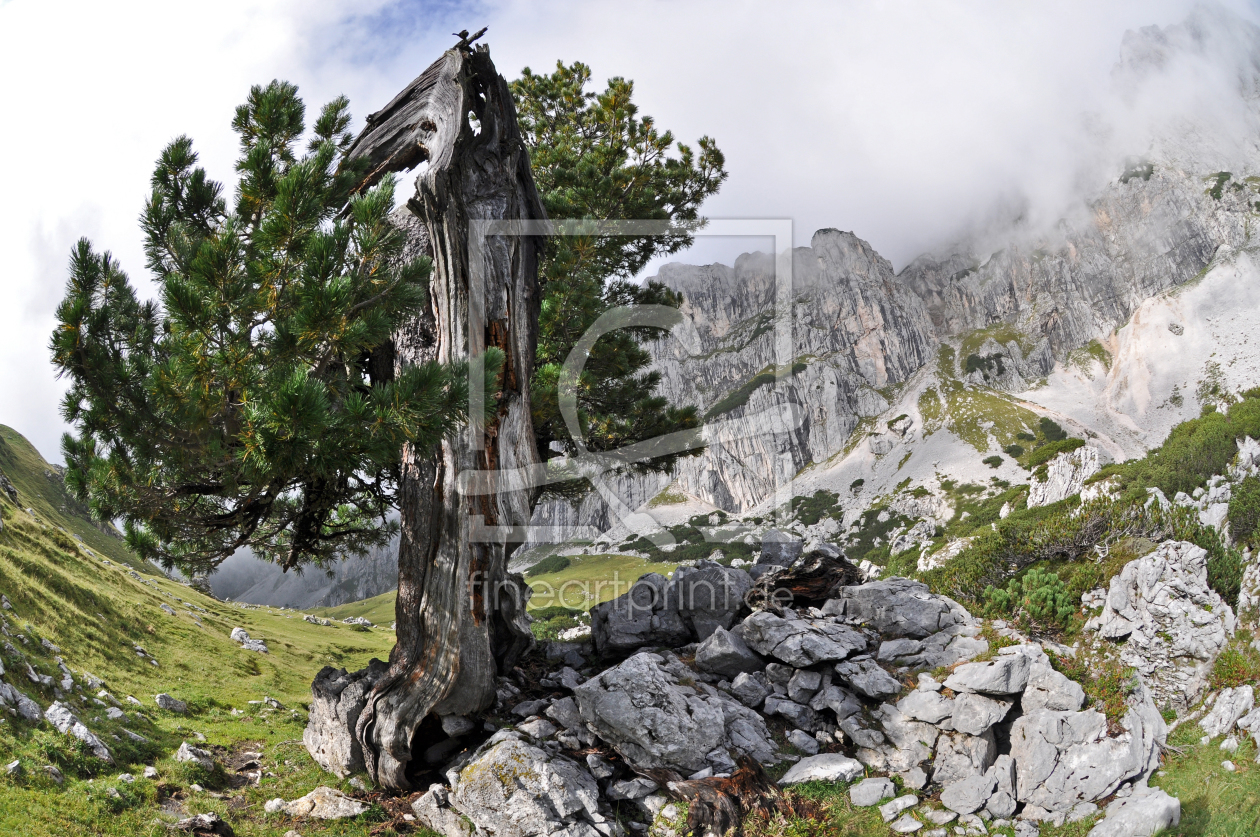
[3,0,1255,464]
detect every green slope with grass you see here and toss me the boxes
[0,426,149,572]
[0,425,397,836]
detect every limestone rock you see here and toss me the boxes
[778,753,864,785]
[943,655,1030,696]
[897,688,954,725]
[302,660,388,778]
[672,563,753,640]
[419,731,603,837]
[1094,540,1235,710]
[0,681,42,722]
[1086,787,1180,837]
[175,741,215,769]
[1199,685,1254,738]
[758,530,803,566]
[834,657,902,700]
[589,573,690,655]
[694,627,764,677]
[280,786,370,820]
[940,772,997,814]
[229,627,269,653]
[1027,446,1102,508]
[1009,679,1165,814]
[950,693,1013,736]
[786,729,819,755]
[931,731,996,786]
[740,611,866,667]
[46,702,112,763]
[850,777,896,807]
[574,652,725,772]
[155,693,187,713]
[822,578,969,638]
[730,671,771,708]
[1022,652,1087,712]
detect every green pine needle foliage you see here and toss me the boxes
[984,566,1076,629]
[511,62,727,481]
[51,81,498,575]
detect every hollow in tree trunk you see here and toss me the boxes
[333,41,545,790]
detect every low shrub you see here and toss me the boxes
[1211,637,1260,691]
[526,554,572,577]
[1229,475,1260,548]
[1039,417,1068,442]
[983,566,1075,630]
[982,455,1003,469]
[1023,437,1086,470]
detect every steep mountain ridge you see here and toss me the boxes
[525,155,1260,550]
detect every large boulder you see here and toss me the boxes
[671,563,752,640]
[589,573,690,655]
[1022,649,1087,712]
[857,703,938,773]
[1091,540,1235,710]
[950,693,1013,736]
[1199,685,1255,738]
[413,730,605,837]
[695,627,764,677]
[822,578,969,638]
[740,611,866,667]
[1009,680,1165,814]
[833,657,902,700]
[0,681,42,722]
[1086,787,1180,837]
[931,731,996,786]
[573,652,726,772]
[758,529,803,566]
[943,652,1030,695]
[303,660,389,777]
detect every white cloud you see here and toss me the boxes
[1,0,1256,460]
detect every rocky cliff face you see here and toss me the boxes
[902,165,1249,360]
[528,155,1260,546]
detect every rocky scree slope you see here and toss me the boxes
[396,542,1206,837]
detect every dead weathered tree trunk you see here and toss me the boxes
[326,42,545,790]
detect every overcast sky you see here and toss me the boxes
[1,0,1255,462]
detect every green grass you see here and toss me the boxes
[960,322,1034,358]
[0,426,396,836]
[1153,727,1260,835]
[0,427,148,572]
[742,779,888,837]
[943,384,1041,453]
[520,553,680,612]
[313,589,398,626]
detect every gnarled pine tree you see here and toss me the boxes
[54,37,726,790]
[52,82,492,576]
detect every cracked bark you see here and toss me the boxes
[315,43,544,790]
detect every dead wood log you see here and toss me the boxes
[646,754,812,837]
[323,41,546,790]
[744,550,862,613]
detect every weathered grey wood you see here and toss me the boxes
[333,43,545,790]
